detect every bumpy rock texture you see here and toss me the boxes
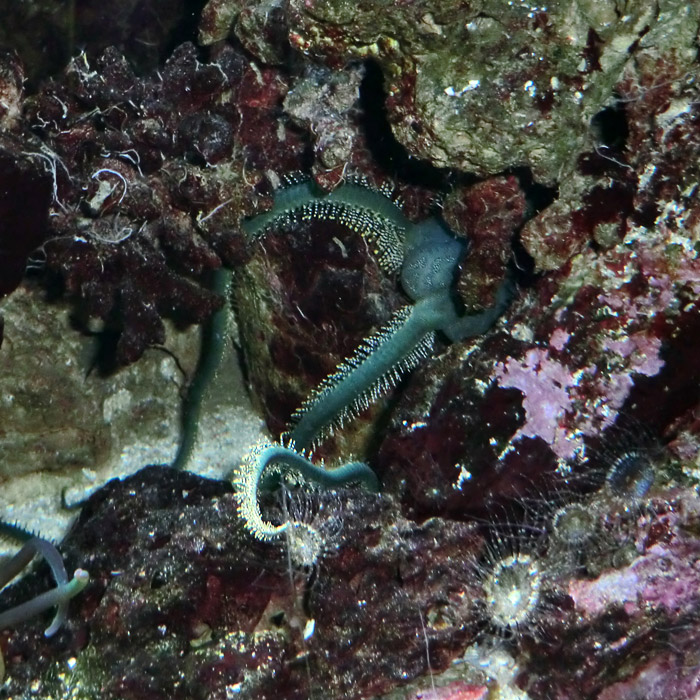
[244,0,697,182]
[2,468,700,700]
[0,0,699,698]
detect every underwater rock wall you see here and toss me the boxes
[0,0,699,698]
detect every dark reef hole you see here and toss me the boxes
[590,101,629,151]
[583,28,604,73]
[513,167,558,219]
[359,63,544,287]
[82,325,123,376]
[625,303,700,436]
[124,0,212,74]
[164,0,211,55]
[510,234,537,282]
[508,167,557,283]
[359,60,455,189]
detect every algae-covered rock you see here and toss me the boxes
[282,0,698,184]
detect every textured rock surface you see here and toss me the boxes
[1,41,306,366]
[0,283,263,552]
[232,203,405,448]
[2,469,699,699]
[245,0,697,184]
[0,0,699,698]
[0,467,481,699]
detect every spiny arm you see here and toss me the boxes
[234,440,378,540]
[287,303,437,450]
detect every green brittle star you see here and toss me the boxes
[229,174,515,541]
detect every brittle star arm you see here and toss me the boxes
[288,281,514,450]
[234,441,379,540]
[173,266,233,471]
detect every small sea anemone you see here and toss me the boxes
[550,500,597,550]
[467,520,556,643]
[560,416,667,505]
[543,496,610,576]
[284,521,327,571]
[481,551,543,635]
[604,447,657,501]
[278,484,344,571]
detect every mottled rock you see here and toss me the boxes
[0,467,483,699]
[0,283,263,549]
[232,210,404,451]
[281,0,696,183]
[3,469,699,699]
[16,43,263,366]
[0,1,698,698]
[284,64,364,174]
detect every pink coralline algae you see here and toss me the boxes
[410,681,489,700]
[601,334,665,378]
[493,329,666,460]
[548,328,570,351]
[521,491,700,700]
[569,539,700,618]
[596,655,700,700]
[374,25,700,529]
[493,348,581,459]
